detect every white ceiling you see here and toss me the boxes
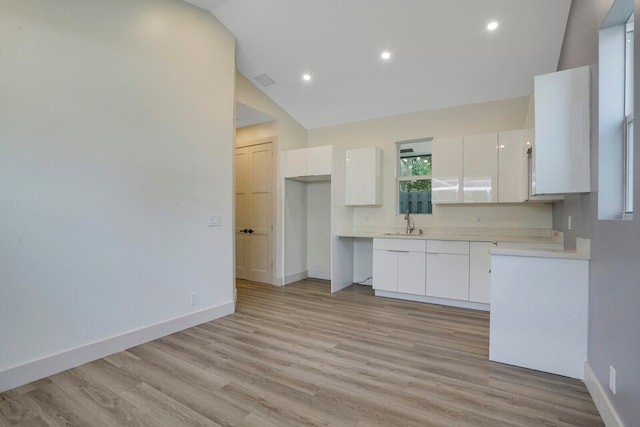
[183,0,572,130]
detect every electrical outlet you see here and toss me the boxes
[191,291,199,306]
[568,216,572,231]
[609,365,616,394]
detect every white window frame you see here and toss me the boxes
[624,16,634,216]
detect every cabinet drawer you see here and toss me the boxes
[373,238,426,252]
[427,240,469,254]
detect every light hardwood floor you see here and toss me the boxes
[1,279,603,426]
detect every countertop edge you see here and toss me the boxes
[335,232,563,246]
[489,248,590,260]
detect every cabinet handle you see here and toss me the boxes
[386,250,410,253]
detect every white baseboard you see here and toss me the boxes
[284,270,308,285]
[307,270,331,280]
[0,302,234,393]
[584,362,624,427]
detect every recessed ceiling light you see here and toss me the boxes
[302,73,311,82]
[487,21,498,31]
[381,51,391,60]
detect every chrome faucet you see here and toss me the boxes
[404,210,415,234]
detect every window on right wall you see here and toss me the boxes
[598,3,634,220]
[624,14,634,216]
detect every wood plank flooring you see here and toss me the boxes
[1,279,604,426]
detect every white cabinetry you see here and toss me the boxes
[284,145,332,180]
[533,65,590,194]
[372,248,398,292]
[426,240,469,300]
[463,133,498,203]
[490,253,589,379]
[432,137,463,203]
[498,130,526,203]
[434,132,525,204]
[469,242,492,304]
[372,238,426,295]
[345,147,382,205]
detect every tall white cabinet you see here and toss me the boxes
[498,130,526,203]
[284,145,357,293]
[432,137,463,203]
[345,147,383,205]
[532,65,591,194]
[463,133,498,203]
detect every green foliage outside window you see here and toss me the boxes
[400,155,432,177]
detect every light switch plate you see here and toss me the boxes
[208,214,222,227]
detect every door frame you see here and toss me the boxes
[234,136,277,285]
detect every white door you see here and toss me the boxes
[235,142,273,284]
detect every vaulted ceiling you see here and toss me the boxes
[184,0,572,129]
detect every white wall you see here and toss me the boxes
[554,1,640,424]
[0,0,235,391]
[284,179,308,282]
[308,97,553,232]
[307,181,331,279]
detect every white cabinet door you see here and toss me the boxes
[372,249,398,292]
[397,252,426,295]
[534,65,590,194]
[432,137,463,203]
[426,253,470,300]
[498,130,526,203]
[463,133,498,203]
[307,145,333,176]
[490,254,589,379]
[283,148,308,178]
[469,242,492,304]
[345,147,382,205]
[283,146,332,179]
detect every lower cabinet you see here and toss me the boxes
[397,251,427,295]
[373,237,564,309]
[372,238,426,295]
[372,249,398,292]
[469,242,492,303]
[490,253,589,379]
[426,240,470,300]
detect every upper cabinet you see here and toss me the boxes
[283,145,332,181]
[345,147,382,205]
[432,137,463,203]
[434,133,517,204]
[532,65,591,195]
[498,130,527,203]
[463,133,498,203]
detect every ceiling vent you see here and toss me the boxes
[254,73,276,88]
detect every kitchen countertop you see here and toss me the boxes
[335,229,564,246]
[489,247,590,260]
